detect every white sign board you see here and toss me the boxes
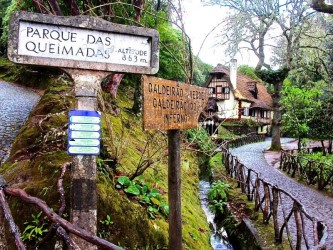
[8,11,159,74]
[18,21,152,67]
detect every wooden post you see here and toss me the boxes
[168,130,182,250]
[272,187,280,243]
[141,76,208,250]
[294,203,303,250]
[65,69,108,250]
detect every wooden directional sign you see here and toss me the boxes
[142,76,209,130]
[8,11,159,74]
[68,110,101,156]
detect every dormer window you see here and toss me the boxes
[248,82,258,99]
[247,82,256,91]
[216,73,223,79]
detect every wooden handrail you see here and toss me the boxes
[221,148,328,249]
[280,150,333,192]
[225,134,266,149]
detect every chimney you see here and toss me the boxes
[230,59,237,89]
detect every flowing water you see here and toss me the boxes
[199,180,234,250]
[0,81,40,163]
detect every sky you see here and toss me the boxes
[181,0,259,68]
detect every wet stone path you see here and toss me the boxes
[230,138,333,249]
[0,81,40,163]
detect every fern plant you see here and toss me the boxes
[208,181,230,215]
[21,211,48,244]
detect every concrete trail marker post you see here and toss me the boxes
[8,11,159,249]
[142,75,209,249]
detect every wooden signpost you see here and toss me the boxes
[8,11,159,249]
[8,12,159,73]
[142,76,209,249]
[142,76,209,130]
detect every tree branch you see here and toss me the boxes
[32,0,50,14]
[3,186,123,250]
[0,176,25,250]
[46,0,63,16]
[63,0,80,15]
[311,0,333,14]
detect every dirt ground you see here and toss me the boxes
[264,139,328,168]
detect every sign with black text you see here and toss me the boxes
[142,76,209,130]
[8,11,159,74]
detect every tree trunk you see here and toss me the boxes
[321,140,326,155]
[46,0,63,15]
[255,33,266,71]
[298,136,302,151]
[32,0,50,14]
[132,79,142,114]
[255,23,272,71]
[270,81,283,151]
[329,139,332,154]
[63,0,80,16]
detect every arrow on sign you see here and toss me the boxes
[70,116,101,124]
[68,139,100,147]
[71,131,100,139]
[69,124,101,131]
[68,146,100,155]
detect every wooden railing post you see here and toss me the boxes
[293,203,303,250]
[263,183,270,224]
[272,187,280,243]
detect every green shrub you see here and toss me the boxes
[116,175,169,219]
[208,181,230,214]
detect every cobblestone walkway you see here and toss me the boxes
[230,138,333,249]
[0,81,40,162]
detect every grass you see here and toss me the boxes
[216,126,242,140]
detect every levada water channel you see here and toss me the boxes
[0,81,40,163]
[199,180,234,250]
[1,80,234,249]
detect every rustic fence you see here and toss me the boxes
[225,134,266,149]
[221,148,328,249]
[280,149,333,193]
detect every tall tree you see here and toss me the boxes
[207,0,280,70]
[281,79,322,150]
[206,0,317,150]
[308,89,333,153]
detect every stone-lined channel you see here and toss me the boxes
[199,180,234,250]
[0,81,40,163]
